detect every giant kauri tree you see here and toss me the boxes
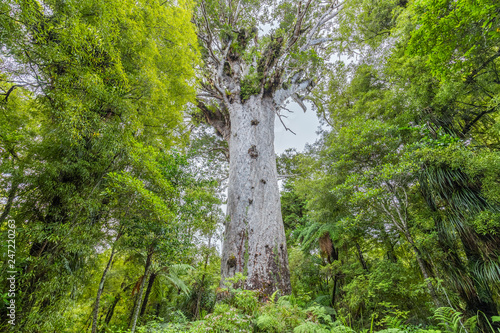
[194,0,342,295]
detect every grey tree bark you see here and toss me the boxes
[220,95,290,296]
[194,0,342,296]
[91,232,121,333]
[130,251,152,333]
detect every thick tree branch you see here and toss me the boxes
[1,84,22,103]
[287,0,314,51]
[230,0,243,25]
[300,1,341,52]
[273,72,313,107]
[195,100,231,140]
[465,49,500,85]
[291,93,307,112]
[195,0,343,116]
[309,37,333,46]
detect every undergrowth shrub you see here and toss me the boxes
[254,297,306,332]
[134,281,481,333]
[188,302,253,332]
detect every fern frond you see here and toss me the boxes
[434,307,466,333]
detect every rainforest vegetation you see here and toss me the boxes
[1,0,499,332]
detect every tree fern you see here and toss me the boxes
[298,221,339,254]
[161,264,193,295]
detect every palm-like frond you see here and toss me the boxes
[471,259,500,286]
[420,160,500,316]
[298,221,338,253]
[159,264,193,295]
[165,274,190,295]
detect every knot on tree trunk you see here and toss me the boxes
[227,255,237,269]
[248,145,259,159]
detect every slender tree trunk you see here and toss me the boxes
[103,294,120,327]
[354,242,369,272]
[382,198,441,307]
[220,95,291,296]
[381,229,398,263]
[102,283,133,331]
[128,294,138,328]
[195,237,212,319]
[139,272,156,317]
[331,244,340,307]
[130,251,152,333]
[403,231,441,307]
[319,233,341,307]
[331,274,339,307]
[92,233,121,333]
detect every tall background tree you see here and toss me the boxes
[0,0,200,330]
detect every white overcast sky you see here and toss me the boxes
[274,102,321,154]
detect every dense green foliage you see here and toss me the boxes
[0,0,214,331]
[1,0,499,332]
[279,0,500,331]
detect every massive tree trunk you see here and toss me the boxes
[195,0,341,297]
[220,95,291,296]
